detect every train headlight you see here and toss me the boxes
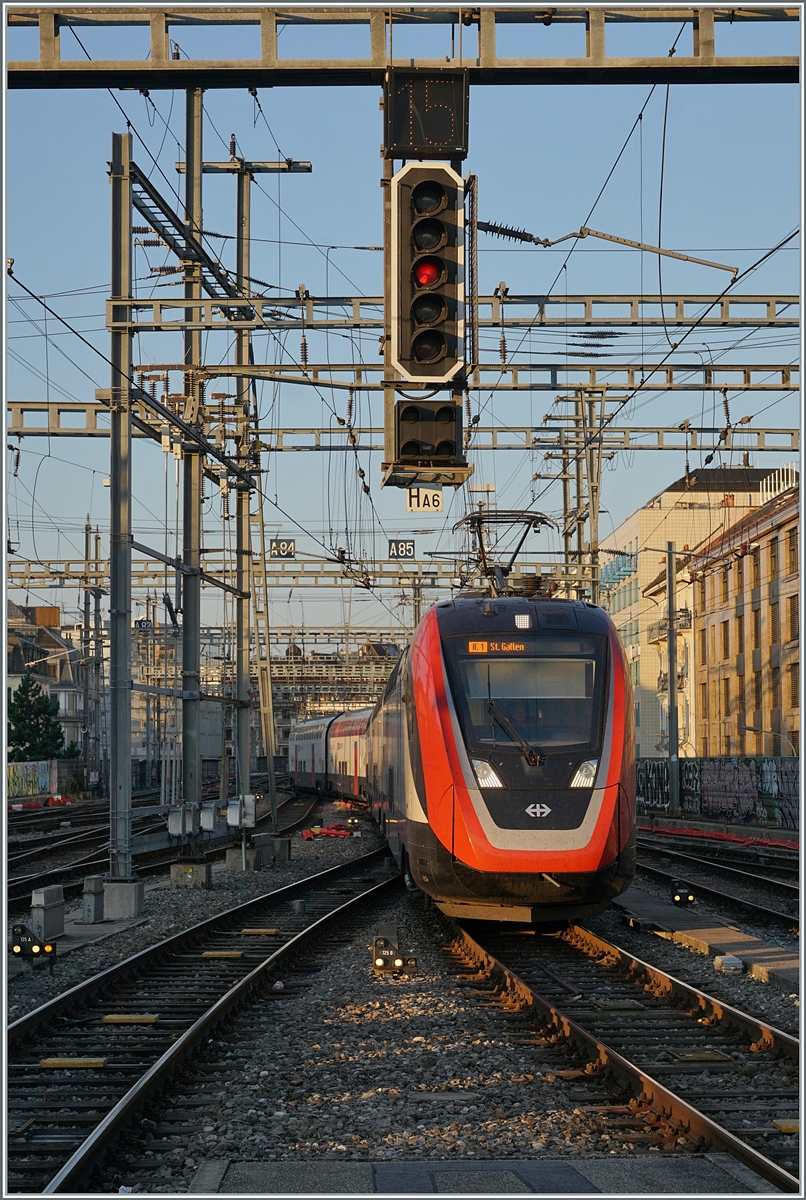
[472,760,505,789]
[569,760,598,788]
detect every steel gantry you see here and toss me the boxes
[7,7,798,89]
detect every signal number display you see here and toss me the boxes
[389,539,415,560]
[269,538,296,559]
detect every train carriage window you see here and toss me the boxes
[443,634,607,754]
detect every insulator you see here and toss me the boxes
[357,467,365,479]
[346,389,354,426]
[300,335,308,367]
[500,332,507,363]
[362,483,370,495]
[465,391,472,423]
[133,226,154,234]
[135,239,166,247]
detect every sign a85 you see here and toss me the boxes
[269,538,296,559]
[389,539,415,559]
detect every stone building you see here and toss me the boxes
[600,467,782,758]
[688,476,799,757]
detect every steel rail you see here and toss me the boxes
[9,847,389,1041]
[451,922,799,1193]
[634,859,798,928]
[35,857,399,1192]
[636,837,799,898]
[7,793,314,909]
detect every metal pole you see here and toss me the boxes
[109,131,133,877]
[83,517,92,787]
[235,157,251,803]
[93,530,103,791]
[667,541,680,817]
[561,430,572,572]
[181,87,204,809]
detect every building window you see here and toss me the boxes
[771,666,781,711]
[770,603,780,647]
[753,608,761,649]
[699,628,707,665]
[737,675,745,711]
[735,555,743,590]
[721,567,729,604]
[769,536,779,579]
[737,613,744,653]
[700,682,708,720]
[790,662,799,709]
[753,670,763,712]
[787,528,798,575]
[722,677,731,718]
[788,595,799,642]
[751,547,760,587]
[710,625,716,663]
[697,577,706,613]
[721,620,730,660]
[634,702,640,728]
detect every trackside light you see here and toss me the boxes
[13,945,21,954]
[31,945,41,954]
[374,957,385,968]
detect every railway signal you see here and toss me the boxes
[11,924,56,962]
[371,924,416,973]
[396,400,462,467]
[390,163,464,385]
[671,881,696,906]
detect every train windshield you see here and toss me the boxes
[444,634,607,754]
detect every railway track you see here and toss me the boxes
[7,847,399,1194]
[636,836,800,905]
[638,831,799,881]
[7,793,316,911]
[634,856,799,931]
[452,921,799,1192]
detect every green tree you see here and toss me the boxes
[8,672,65,762]
[60,741,82,760]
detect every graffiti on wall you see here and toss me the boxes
[636,756,799,830]
[7,759,55,797]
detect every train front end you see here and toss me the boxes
[407,596,636,924]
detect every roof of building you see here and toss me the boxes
[649,466,778,503]
[692,484,799,563]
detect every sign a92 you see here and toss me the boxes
[389,539,415,559]
[269,538,296,559]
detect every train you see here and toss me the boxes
[288,595,635,924]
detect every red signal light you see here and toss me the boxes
[413,258,441,287]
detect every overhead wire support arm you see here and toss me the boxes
[477,220,739,276]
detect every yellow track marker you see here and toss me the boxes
[773,1119,799,1134]
[202,950,243,958]
[240,929,280,936]
[40,1058,108,1069]
[102,1014,159,1024]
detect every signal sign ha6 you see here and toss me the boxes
[390,163,464,385]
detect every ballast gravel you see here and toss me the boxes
[96,896,665,1194]
[590,879,800,1036]
[7,801,386,1023]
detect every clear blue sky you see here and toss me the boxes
[5,11,801,633]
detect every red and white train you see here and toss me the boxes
[288,596,635,923]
